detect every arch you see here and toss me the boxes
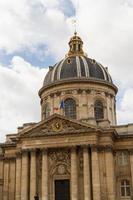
[43,103,50,119]
[64,98,76,119]
[120,179,131,197]
[94,100,104,120]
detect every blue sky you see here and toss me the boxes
[0,0,133,141]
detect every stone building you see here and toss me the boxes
[0,33,133,200]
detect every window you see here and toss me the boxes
[118,152,128,166]
[120,180,131,197]
[94,100,104,120]
[64,98,76,119]
[43,103,50,119]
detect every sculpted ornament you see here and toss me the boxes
[49,149,70,175]
[51,121,63,132]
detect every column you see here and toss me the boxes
[91,146,101,200]
[83,146,91,200]
[9,158,16,200]
[0,155,4,199]
[42,149,48,200]
[30,149,37,200]
[130,151,133,189]
[71,147,78,200]
[16,152,22,200]
[105,148,115,200]
[3,159,9,200]
[21,150,29,200]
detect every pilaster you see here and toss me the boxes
[42,148,48,200]
[71,147,78,200]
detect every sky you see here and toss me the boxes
[0,0,133,142]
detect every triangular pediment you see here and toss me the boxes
[19,114,98,138]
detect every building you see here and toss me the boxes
[0,32,133,200]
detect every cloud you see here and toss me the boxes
[0,0,75,60]
[117,88,133,124]
[0,56,48,142]
[72,0,133,124]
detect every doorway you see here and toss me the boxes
[55,179,70,200]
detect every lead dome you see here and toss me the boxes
[43,32,113,87]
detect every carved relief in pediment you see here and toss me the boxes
[22,117,93,138]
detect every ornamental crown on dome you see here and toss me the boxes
[67,32,85,56]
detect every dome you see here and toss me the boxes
[43,56,112,87]
[43,33,113,87]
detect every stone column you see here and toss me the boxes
[105,147,115,200]
[130,151,133,190]
[0,155,4,199]
[71,147,78,200]
[91,146,101,200]
[21,150,29,200]
[3,160,9,200]
[83,146,91,200]
[16,152,22,200]
[42,149,48,200]
[9,159,16,200]
[30,149,37,200]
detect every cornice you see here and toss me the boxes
[39,78,118,97]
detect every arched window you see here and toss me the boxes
[120,180,131,197]
[94,100,104,120]
[118,152,128,166]
[43,103,50,119]
[64,98,76,119]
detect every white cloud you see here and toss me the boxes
[0,0,74,59]
[0,56,48,142]
[116,88,133,124]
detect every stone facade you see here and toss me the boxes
[0,33,133,200]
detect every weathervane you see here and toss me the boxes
[72,19,77,35]
[72,0,79,35]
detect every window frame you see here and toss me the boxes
[120,179,131,197]
[118,151,128,166]
[64,98,76,119]
[94,100,104,120]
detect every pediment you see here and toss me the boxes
[19,114,97,138]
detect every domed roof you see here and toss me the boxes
[43,33,113,87]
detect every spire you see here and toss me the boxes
[67,32,85,57]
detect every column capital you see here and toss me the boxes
[41,148,48,154]
[4,156,16,161]
[70,146,77,153]
[81,144,90,150]
[21,149,29,153]
[29,148,37,153]
[0,154,4,160]
[129,149,133,155]
[90,144,98,152]
[16,151,22,157]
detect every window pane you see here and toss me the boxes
[121,187,125,196]
[118,152,128,166]
[120,180,131,197]
[126,187,131,196]
[94,100,104,120]
[64,98,76,119]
